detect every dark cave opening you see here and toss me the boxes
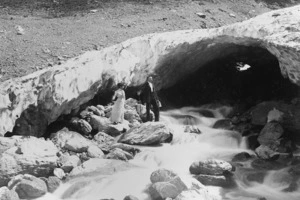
[159,45,299,109]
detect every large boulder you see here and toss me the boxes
[118,122,173,145]
[8,174,47,199]
[2,6,300,137]
[0,137,58,187]
[189,159,233,175]
[87,145,105,158]
[175,189,221,200]
[50,128,93,153]
[0,187,19,200]
[255,145,280,160]
[106,122,130,137]
[106,148,134,161]
[110,143,141,155]
[149,169,187,200]
[258,122,284,146]
[88,115,111,132]
[41,176,61,193]
[69,117,92,136]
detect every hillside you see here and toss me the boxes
[0,0,299,82]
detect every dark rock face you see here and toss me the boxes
[232,152,252,162]
[213,119,233,130]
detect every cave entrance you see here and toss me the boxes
[160,45,299,108]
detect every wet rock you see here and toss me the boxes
[118,122,173,145]
[53,168,66,179]
[213,119,233,130]
[57,154,81,173]
[149,182,180,199]
[184,125,201,134]
[247,134,260,150]
[70,159,134,177]
[189,159,233,175]
[197,109,215,118]
[51,128,93,153]
[150,169,177,183]
[258,122,284,146]
[195,174,236,188]
[41,176,61,193]
[0,137,58,187]
[255,145,279,160]
[124,195,139,200]
[232,152,253,162]
[267,108,284,123]
[87,145,105,158]
[8,174,47,199]
[0,186,19,200]
[175,189,220,200]
[69,117,92,135]
[251,159,285,170]
[110,143,141,155]
[149,169,188,199]
[106,148,133,161]
[93,132,115,152]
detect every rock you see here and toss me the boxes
[149,169,188,200]
[267,108,284,123]
[0,186,19,200]
[196,12,206,18]
[15,25,25,35]
[57,154,81,173]
[258,122,284,146]
[213,119,233,130]
[97,105,105,111]
[229,13,236,18]
[106,148,133,161]
[93,132,115,152]
[2,6,300,137]
[106,122,130,137]
[41,176,61,193]
[0,137,17,154]
[189,159,233,175]
[88,115,111,132]
[247,134,260,150]
[53,168,66,179]
[184,125,201,134]
[124,195,139,200]
[232,152,253,162]
[79,110,92,119]
[124,109,142,123]
[110,143,141,155]
[51,128,93,153]
[255,145,280,160]
[70,159,133,177]
[87,145,105,158]
[149,182,180,199]
[8,174,47,199]
[175,189,221,200]
[0,137,58,187]
[69,117,92,135]
[150,169,177,184]
[118,122,173,145]
[87,106,104,116]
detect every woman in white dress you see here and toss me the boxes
[110,83,126,124]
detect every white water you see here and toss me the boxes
[39,106,300,200]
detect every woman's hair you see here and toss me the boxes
[117,82,125,88]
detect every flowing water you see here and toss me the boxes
[39,106,300,200]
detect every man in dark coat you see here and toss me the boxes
[140,75,160,122]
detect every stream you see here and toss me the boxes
[39,106,300,200]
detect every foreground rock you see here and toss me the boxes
[93,132,116,152]
[118,122,173,145]
[2,6,300,137]
[0,187,19,200]
[0,137,58,187]
[149,169,187,200]
[8,174,47,199]
[41,176,61,193]
[189,159,233,175]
